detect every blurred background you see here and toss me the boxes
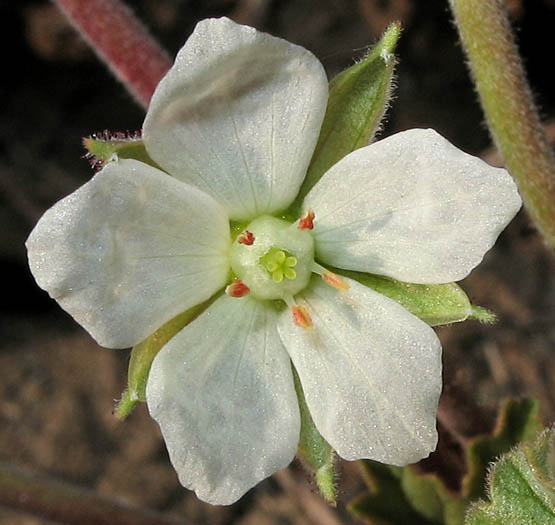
[1,1,554,523]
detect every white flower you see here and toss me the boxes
[26,17,521,505]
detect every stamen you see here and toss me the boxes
[311,263,350,291]
[298,209,315,230]
[323,270,349,291]
[238,230,255,245]
[291,304,313,329]
[225,280,250,297]
[284,295,313,329]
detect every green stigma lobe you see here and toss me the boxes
[260,248,298,282]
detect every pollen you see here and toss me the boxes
[291,304,313,329]
[298,209,315,230]
[237,230,255,245]
[225,280,250,297]
[322,270,349,291]
[311,262,349,291]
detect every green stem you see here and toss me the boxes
[0,461,183,524]
[449,0,555,248]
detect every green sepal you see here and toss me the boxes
[462,398,543,500]
[116,296,216,419]
[294,22,401,206]
[335,268,491,327]
[293,367,337,505]
[465,427,555,525]
[83,132,161,170]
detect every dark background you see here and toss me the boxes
[1,1,554,523]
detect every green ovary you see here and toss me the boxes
[229,215,315,301]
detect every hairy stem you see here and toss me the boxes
[0,461,183,525]
[54,0,172,108]
[450,0,555,247]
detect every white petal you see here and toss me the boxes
[304,129,522,284]
[26,159,230,349]
[278,276,441,465]
[143,17,328,221]
[146,295,300,505]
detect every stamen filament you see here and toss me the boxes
[311,263,350,291]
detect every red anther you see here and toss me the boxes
[225,280,250,298]
[298,209,315,230]
[322,270,350,291]
[291,304,313,329]
[238,230,255,245]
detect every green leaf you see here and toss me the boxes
[349,461,435,524]
[348,399,544,525]
[465,427,555,525]
[400,467,467,525]
[350,461,467,525]
[295,22,401,205]
[463,398,543,500]
[83,132,161,170]
[335,268,488,327]
[293,367,337,504]
[116,296,216,419]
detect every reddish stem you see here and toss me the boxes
[54,0,172,108]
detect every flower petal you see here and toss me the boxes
[26,159,230,349]
[278,276,441,465]
[304,129,522,284]
[146,295,300,505]
[143,17,328,221]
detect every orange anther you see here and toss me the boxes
[225,280,250,298]
[298,210,315,231]
[322,270,349,291]
[291,304,313,329]
[237,230,255,245]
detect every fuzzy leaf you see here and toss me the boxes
[116,296,215,419]
[83,132,160,170]
[293,368,337,504]
[336,268,491,327]
[295,22,401,204]
[463,398,543,500]
[465,427,555,525]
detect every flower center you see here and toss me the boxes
[230,215,314,301]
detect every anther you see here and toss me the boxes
[311,263,350,291]
[322,270,349,291]
[291,304,313,329]
[238,230,255,245]
[298,209,315,230]
[225,280,250,297]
